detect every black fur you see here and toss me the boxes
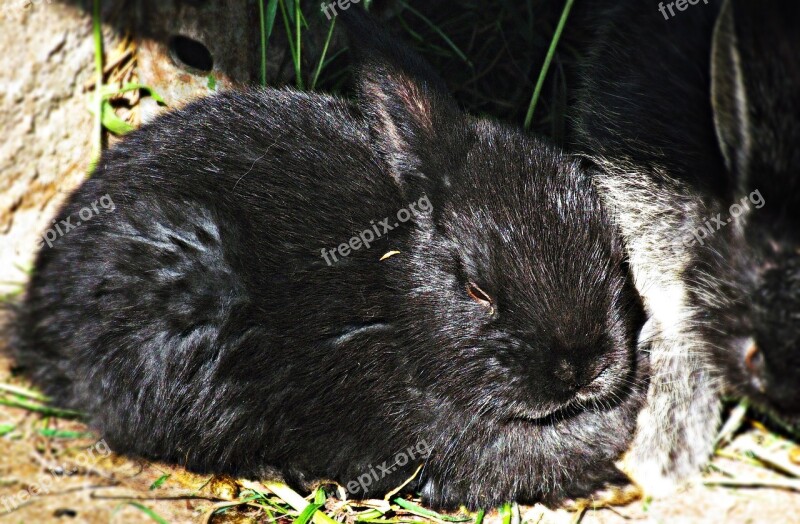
[573,0,800,493]
[572,1,727,493]
[573,0,727,194]
[694,0,800,419]
[12,8,647,510]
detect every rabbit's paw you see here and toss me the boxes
[562,481,642,511]
[560,464,641,511]
[419,478,481,511]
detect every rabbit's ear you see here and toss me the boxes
[711,0,800,187]
[710,0,750,179]
[340,7,466,189]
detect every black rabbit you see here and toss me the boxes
[573,0,800,495]
[698,0,800,421]
[11,8,648,510]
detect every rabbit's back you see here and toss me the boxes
[574,0,726,194]
[15,88,411,479]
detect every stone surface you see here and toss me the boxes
[135,0,259,121]
[0,0,97,296]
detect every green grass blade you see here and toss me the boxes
[257,481,337,524]
[283,0,295,23]
[524,0,575,130]
[37,428,94,439]
[311,17,336,90]
[398,2,471,66]
[354,509,386,521]
[258,0,267,85]
[391,498,471,522]
[100,101,135,135]
[313,488,327,505]
[121,502,170,524]
[294,0,303,89]
[294,486,327,524]
[499,503,512,524]
[296,503,324,524]
[88,0,104,174]
[278,0,303,89]
[149,474,171,490]
[100,83,166,105]
[320,47,347,71]
[278,0,295,58]
[0,384,48,402]
[0,397,83,420]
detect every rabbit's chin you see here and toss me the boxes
[750,392,800,425]
[505,402,579,423]
[504,394,613,424]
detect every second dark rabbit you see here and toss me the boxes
[573,0,800,494]
[701,0,800,420]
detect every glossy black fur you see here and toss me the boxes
[11,9,647,509]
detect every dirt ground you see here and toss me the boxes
[2,344,800,524]
[1,2,799,523]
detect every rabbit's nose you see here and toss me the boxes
[553,359,606,391]
[744,341,761,372]
[553,359,578,387]
[743,339,767,393]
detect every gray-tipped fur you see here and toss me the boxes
[573,0,725,492]
[586,158,723,494]
[574,0,800,493]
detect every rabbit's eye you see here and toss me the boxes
[467,282,495,314]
